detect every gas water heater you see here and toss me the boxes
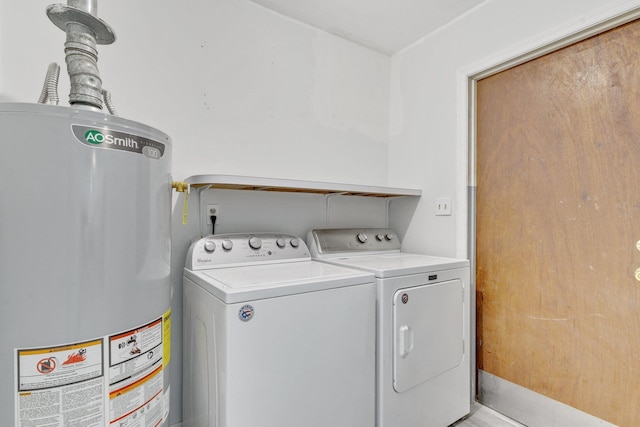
[0,2,173,427]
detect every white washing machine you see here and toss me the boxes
[308,228,471,427]
[182,232,376,427]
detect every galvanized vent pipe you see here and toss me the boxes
[46,0,116,110]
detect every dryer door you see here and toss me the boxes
[392,279,464,393]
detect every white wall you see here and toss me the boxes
[105,1,391,185]
[389,0,640,258]
[0,0,390,186]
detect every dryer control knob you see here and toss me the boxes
[276,238,286,248]
[376,234,385,241]
[249,236,262,250]
[222,239,233,251]
[357,233,368,244]
[290,238,300,248]
[385,233,395,241]
[204,240,216,253]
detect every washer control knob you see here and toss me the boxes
[222,239,233,251]
[203,240,216,253]
[376,234,385,241]
[276,238,286,248]
[249,236,262,250]
[290,238,300,248]
[385,233,395,241]
[357,233,368,244]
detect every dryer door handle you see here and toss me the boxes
[398,325,414,358]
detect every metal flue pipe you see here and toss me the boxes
[68,0,97,15]
[46,0,115,110]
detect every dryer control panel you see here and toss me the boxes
[308,228,402,257]
[185,232,311,270]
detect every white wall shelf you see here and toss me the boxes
[185,174,422,198]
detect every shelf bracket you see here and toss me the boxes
[385,196,406,228]
[325,192,349,226]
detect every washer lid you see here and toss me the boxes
[319,253,469,278]
[185,260,375,303]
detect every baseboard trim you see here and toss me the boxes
[478,370,618,426]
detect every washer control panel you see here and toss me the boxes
[308,228,401,256]
[186,232,310,270]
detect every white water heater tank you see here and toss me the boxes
[0,103,172,427]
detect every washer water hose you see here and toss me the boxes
[39,0,118,113]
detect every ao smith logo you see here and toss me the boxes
[84,129,139,149]
[73,124,165,159]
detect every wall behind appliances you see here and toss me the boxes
[101,0,392,187]
[0,0,391,187]
[0,1,394,425]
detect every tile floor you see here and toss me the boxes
[450,404,526,427]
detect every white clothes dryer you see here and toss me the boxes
[183,232,376,427]
[308,228,471,427]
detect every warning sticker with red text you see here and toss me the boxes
[16,339,105,426]
[14,311,170,427]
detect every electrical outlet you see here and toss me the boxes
[435,197,452,216]
[206,204,221,224]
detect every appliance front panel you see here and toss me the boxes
[392,279,464,393]
[183,275,376,427]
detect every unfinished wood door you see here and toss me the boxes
[476,20,640,426]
